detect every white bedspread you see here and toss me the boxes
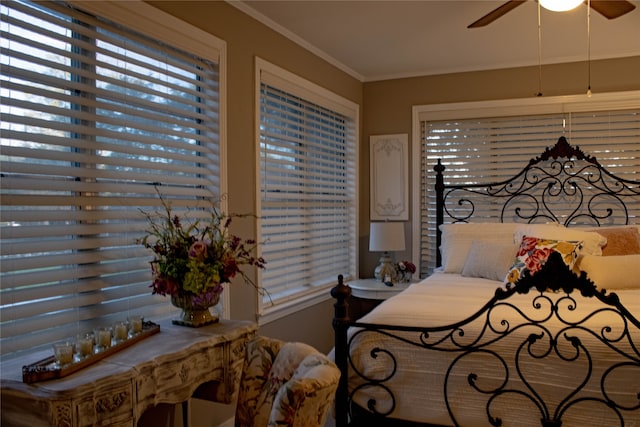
[346,273,640,426]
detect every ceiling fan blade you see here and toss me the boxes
[589,0,636,19]
[468,0,528,28]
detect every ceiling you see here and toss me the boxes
[231,0,640,82]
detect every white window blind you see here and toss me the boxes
[417,94,640,276]
[1,0,224,356]
[257,61,358,309]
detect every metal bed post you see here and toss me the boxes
[331,274,352,427]
[434,159,446,268]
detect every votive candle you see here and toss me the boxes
[128,315,143,335]
[76,333,94,357]
[94,327,112,349]
[53,341,74,366]
[113,321,128,342]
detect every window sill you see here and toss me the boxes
[258,285,334,325]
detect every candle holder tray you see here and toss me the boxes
[22,320,160,384]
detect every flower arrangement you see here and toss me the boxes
[138,193,266,302]
[396,260,416,282]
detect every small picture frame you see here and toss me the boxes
[370,134,409,221]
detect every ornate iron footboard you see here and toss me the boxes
[332,253,640,426]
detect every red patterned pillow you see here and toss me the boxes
[504,236,581,288]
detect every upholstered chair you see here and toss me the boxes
[234,336,340,427]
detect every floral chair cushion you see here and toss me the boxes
[269,352,340,427]
[235,336,340,427]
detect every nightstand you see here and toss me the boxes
[347,278,411,319]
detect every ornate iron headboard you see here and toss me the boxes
[434,136,640,266]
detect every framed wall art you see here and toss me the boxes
[370,134,409,221]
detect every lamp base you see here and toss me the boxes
[374,252,397,283]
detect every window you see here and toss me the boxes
[256,58,358,320]
[413,92,640,276]
[1,0,225,356]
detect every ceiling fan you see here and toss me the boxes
[468,0,636,28]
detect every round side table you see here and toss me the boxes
[347,278,411,319]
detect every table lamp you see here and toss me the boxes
[369,221,405,283]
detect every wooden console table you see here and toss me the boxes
[0,318,257,427]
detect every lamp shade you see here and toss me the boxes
[369,222,405,252]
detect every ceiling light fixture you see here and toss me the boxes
[539,0,583,12]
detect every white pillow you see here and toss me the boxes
[462,240,519,282]
[440,223,518,274]
[512,223,562,242]
[577,255,640,289]
[513,223,607,256]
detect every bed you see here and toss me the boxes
[331,137,640,427]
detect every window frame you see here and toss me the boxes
[254,57,359,324]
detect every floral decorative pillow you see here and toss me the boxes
[504,236,581,288]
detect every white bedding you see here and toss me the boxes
[346,272,640,426]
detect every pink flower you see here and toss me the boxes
[189,241,208,260]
